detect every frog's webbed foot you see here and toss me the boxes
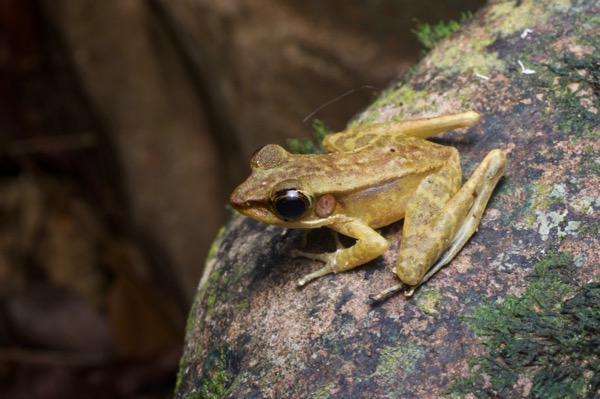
[371,254,453,301]
[294,221,388,287]
[369,279,425,302]
[369,283,405,302]
[292,249,343,287]
[292,249,341,286]
[292,230,348,286]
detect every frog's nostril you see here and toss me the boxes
[229,192,246,208]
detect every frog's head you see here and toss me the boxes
[230,144,336,227]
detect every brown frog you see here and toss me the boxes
[230,111,506,298]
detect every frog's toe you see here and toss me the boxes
[368,283,406,302]
[297,263,335,286]
[297,275,313,287]
[291,249,332,263]
[292,250,338,286]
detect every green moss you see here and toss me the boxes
[287,119,329,154]
[374,342,426,395]
[523,214,537,227]
[525,51,599,141]
[195,347,236,399]
[412,13,472,53]
[203,269,221,317]
[175,351,187,394]
[530,182,554,212]
[373,347,400,384]
[203,292,219,318]
[527,181,570,234]
[206,294,217,307]
[579,222,600,237]
[447,252,600,398]
[416,287,441,315]
[487,0,559,37]
[486,0,573,41]
[311,382,336,399]
[547,57,598,139]
[207,226,227,260]
[428,34,503,76]
[397,343,426,373]
[429,0,582,77]
[382,86,418,108]
[579,145,600,177]
[575,12,600,48]
[359,86,438,125]
[489,178,520,226]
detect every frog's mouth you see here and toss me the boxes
[232,201,268,220]
[229,192,278,224]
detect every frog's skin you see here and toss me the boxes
[230,111,506,298]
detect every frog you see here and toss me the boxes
[230,111,506,299]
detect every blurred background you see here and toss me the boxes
[0,0,484,397]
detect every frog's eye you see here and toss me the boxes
[271,189,312,221]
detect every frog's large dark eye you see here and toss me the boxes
[271,189,311,221]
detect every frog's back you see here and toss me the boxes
[290,135,452,196]
[323,123,395,152]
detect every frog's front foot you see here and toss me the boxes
[291,249,340,286]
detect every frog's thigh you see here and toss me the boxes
[394,154,461,285]
[395,149,506,286]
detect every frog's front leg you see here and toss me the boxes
[391,149,506,297]
[293,219,388,286]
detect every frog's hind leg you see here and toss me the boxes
[392,148,462,287]
[396,110,481,139]
[324,111,480,152]
[408,149,507,293]
[368,153,462,302]
[393,149,507,297]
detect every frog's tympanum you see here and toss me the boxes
[230,111,506,299]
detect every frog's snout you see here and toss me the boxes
[229,190,250,210]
